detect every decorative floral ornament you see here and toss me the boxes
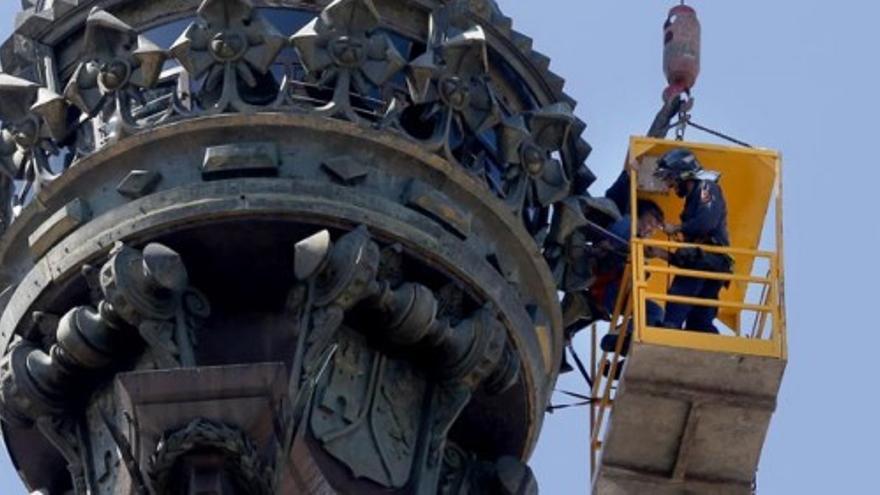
[435,0,501,29]
[498,103,574,212]
[462,0,501,19]
[0,74,69,204]
[290,0,405,123]
[405,23,501,164]
[64,8,166,120]
[170,0,286,110]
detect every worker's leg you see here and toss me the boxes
[645,300,664,327]
[601,294,665,368]
[683,253,731,332]
[600,279,638,356]
[601,280,621,318]
[684,279,723,333]
[601,286,664,354]
[662,276,704,329]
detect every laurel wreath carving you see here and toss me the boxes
[148,418,273,495]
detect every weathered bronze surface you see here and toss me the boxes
[0,1,608,493]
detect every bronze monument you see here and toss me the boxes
[0,1,600,493]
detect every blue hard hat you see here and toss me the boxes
[655,148,703,182]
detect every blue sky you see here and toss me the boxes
[0,1,877,493]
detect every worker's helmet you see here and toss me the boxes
[654,148,703,182]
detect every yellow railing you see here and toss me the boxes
[631,237,785,357]
[588,263,634,475]
[625,159,786,357]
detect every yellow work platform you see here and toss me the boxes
[589,138,787,494]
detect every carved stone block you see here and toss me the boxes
[202,142,280,178]
[321,156,370,186]
[27,198,91,258]
[115,363,287,494]
[116,170,161,199]
[404,180,472,238]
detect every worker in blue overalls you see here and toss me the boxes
[653,148,733,333]
[594,200,666,358]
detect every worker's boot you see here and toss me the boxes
[601,359,625,381]
[600,333,632,356]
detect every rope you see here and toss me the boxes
[546,389,595,412]
[547,401,591,412]
[687,120,754,148]
[558,389,593,401]
[668,115,754,148]
[567,343,593,388]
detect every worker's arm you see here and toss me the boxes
[646,246,670,261]
[647,95,685,138]
[604,169,630,215]
[679,182,725,239]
